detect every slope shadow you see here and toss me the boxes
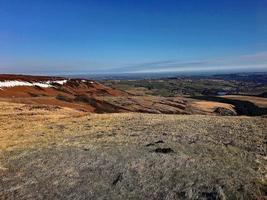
[191,96,267,116]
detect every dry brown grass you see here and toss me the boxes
[0,101,266,199]
[190,101,235,113]
[0,102,86,152]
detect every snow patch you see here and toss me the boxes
[45,80,68,85]
[0,80,68,88]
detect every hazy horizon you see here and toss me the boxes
[0,0,267,75]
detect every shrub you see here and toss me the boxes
[56,95,72,102]
[74,95,98,107]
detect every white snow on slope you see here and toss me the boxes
[0,80,67,88]
[47,80,68,85]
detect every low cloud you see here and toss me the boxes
[240,51,267,61]
[0,51,267,75]
[108,51,267,74]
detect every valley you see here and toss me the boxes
[0,73,266,199]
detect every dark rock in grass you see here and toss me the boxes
[146,140,165,146]
[153,148,174,154]
[146,140,164,146]
[155,140,164,144]
[112,173,123,186]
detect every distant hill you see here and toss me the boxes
[1,74,266,116]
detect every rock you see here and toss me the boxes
[153,148,174,154]
[214,107,237,116]
[258,92,267,98]
[112,173,123,186]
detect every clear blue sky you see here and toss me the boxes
[0,0,267,75]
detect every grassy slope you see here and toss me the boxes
[0,102,266,199]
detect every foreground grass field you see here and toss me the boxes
[0,102,266,199]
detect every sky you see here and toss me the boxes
[0,0,267,75]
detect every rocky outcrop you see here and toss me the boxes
[214,107,237,116]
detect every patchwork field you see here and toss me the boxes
[0,102,266,199]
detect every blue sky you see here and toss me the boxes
[0,0,267,75]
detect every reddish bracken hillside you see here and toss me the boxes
[0,74,239,115]
[0,74,129,112]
